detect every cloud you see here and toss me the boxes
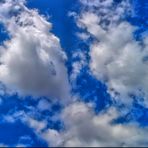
[17,135,33,146]
[70,51,87,82]
[37,99,51,111]
[1,95,148,147]
[0,0,147,147]
[76,0,148,106]
[0,0,70,100]
[25,117,47,133]
[26,101,148,147]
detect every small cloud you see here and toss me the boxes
[37,99,51,111]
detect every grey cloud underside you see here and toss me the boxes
[0,0,70,99]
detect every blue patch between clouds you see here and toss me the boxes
[114,103,148,127]
[129,0,148,40]
[0,23,9,45]
[0,120,47,146]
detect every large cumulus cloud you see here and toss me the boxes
[76,0,148,106]
[0,0,70,99]
[23,101,148,147]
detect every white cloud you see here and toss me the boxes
[0,0,70,100]
[35,101,148,147]
[76,32,90,41]
[0,1,147,147]
[3,99,148,147]
[25,117,47,133]
[77,0,148,106]
[37,99,51,111]
[2,110,25,123]
[70,51,87,82]
[79,0,113,6]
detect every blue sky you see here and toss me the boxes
[0,0,147,147]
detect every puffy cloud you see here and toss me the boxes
[77,0,148,106]
[0,0,70,100]
[2,98,148,147]
[78,0,131,30]
[25,117,47,133]
[37,99,51,111]
[70,51,87,81]
[0,0,147,147]
[32,101,148,147]
[90,22,148,105]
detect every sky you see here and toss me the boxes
[0,0,147,147]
